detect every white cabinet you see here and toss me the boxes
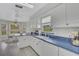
[30,37,58,56]
[51,4,79,28]
[30,37,42,55]
[59,47,79,56]
[17,36,78,56]
[51,4,66,28]
[40,41,58,56]
[17,36,31,48]
[67,4,79,27]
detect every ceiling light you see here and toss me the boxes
[21,3,34,8]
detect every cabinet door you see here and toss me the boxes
[67,4,79,27]
[34,39,42,56]
[17,36,31,48]
[30,37,58,56]
[30,37,42,55]
[52,4,66,27]
[59,47,79,56]
[40,41,58,56]
[30,37,59,56]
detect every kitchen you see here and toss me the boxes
[0,3,79,56]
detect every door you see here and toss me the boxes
[41,41,58,56]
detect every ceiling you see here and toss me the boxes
[0,3,48,22]
[0,3,79,24]
[31,3,61,18]
[0,3,63,22]
[16,3,48,17]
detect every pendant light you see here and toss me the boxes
[14,4,20,27]
[65,4,69,27]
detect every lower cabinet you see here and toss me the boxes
[30,37,78,56]
[17,36,31,48]
[30,37,42,55]
[17,36,79,56]
[40,41,58,56]
[59,47,79,56]
[30,37,58,56]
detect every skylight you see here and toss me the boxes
[21,3,34,8]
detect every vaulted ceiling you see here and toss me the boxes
[0,3,48,22]
[0,3,79,24]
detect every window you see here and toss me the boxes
[10,22,20,34]
[1,24,7,35]
[42,16,52,32]
[42,16,51,23]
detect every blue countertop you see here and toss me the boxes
[34,35,79,54]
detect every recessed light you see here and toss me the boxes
[21,3,34,8]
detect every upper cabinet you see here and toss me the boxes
[39,4,79,28]
[67,4,79,27]
[52,4,79,27]
[50,4,66,27]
